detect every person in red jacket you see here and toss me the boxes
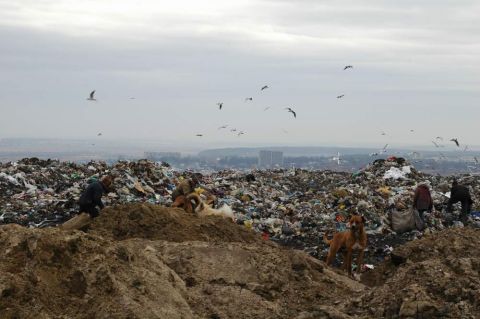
[413,183,433,222]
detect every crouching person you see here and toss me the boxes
[79,175,113,218]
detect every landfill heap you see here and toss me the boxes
[1,157,479,265]
[0,158,177,226]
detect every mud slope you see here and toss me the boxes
[0,204,365,319]
[352,228,480,318]
[3,203,478,318]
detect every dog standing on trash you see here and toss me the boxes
[323,215,367,277]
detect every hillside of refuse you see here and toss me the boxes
[1,157,480,318]
[1,157,479,265]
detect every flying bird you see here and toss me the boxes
[263,107,271,111]
[410,129,414,133]
[381,131,386,136]
[372,144,389,155]
[450,138,460,147]
[87,90,96,101]
[474,157,479,164]
[218,125,228,130]
[196,134,203,137]
[337,94,345,99]
[261,85,269,91]
[436,136,444,141]
[285,107,296,118]
[432,141,440,148]
[230,128,237,132]
[97,133,102,136]
[245,97,253,102]
[129,97,136,100]
[332,152,341,165]
[343,65,353,70]
[217,102,223,110]
[237,131,245,136]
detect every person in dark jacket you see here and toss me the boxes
[446,180,473,223]
[413,183,433,222]
[78,175,113,218]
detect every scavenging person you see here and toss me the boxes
[78,175,113,218]
[446,180,473,223]
[413,183,433,222]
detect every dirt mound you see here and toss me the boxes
[0,224,194,319]
[0,205,365,319]
[90,203,260,243]
[2,204,479,319]
[352,227,480,318]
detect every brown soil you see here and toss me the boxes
[354,228,480,318]
[90,203,259,244]
[1,204,479,319]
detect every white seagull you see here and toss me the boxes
[332,152,341,165]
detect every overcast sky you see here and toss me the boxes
[0,0,478,150]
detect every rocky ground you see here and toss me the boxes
[1,204,479,319]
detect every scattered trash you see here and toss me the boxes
[0,157,478,266]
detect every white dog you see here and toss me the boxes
[187,193,235,221]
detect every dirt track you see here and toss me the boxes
[0,204,479,318]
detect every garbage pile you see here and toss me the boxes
[1,157,479,266]
[0,158,178,226]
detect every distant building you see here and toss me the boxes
[258,150,284,168]
[144,152,181,162]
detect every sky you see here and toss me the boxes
[0,0,479,150]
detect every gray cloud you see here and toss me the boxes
[0,0,478,149]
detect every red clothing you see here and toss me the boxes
[413,185,433,211]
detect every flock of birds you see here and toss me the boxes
[86,66,352,137]
[213,83,293,136]
[332,132,475,168]
[206,65,355,138]
[85,66,476,169]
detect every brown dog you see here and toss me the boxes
[171,195,195,214]
[323,215,367,277]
